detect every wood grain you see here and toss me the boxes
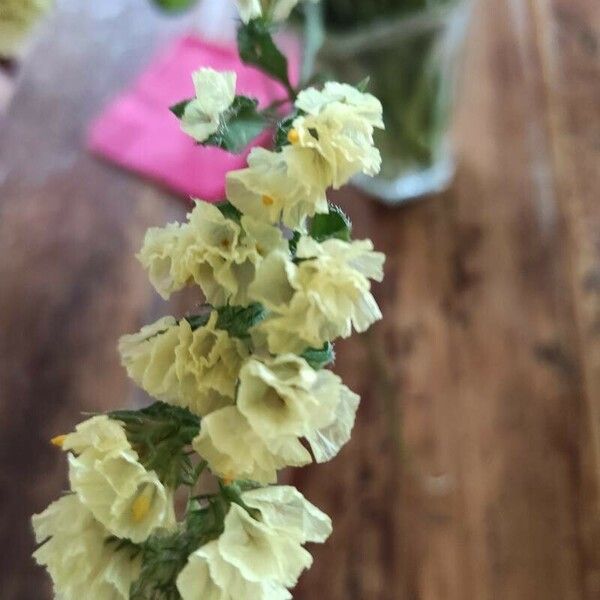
[0,0,598,598]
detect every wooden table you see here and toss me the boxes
[1,1,598,598]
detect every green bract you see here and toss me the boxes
[237,18,292,93]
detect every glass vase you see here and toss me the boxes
[317,1,473,204]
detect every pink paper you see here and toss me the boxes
[87,34,299,202]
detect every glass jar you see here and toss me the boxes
[317,1,473,204]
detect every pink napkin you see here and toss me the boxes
[87,34,299,202]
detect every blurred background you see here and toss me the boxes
[1,0,599,598]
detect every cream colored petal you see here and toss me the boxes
[177,540,292,600]
[174,313,248,417]
[242,485,332,544]
[238,355,339,442]
[68,450,174,543]
[291,101,382,188]
[248,251,297,311]
[61,415,131,456]
[176,545,225,600]
[32,495,141,600]
[180,69,236,143]
[63,417,174,543]
[305,384,360,463]
[227,146,329,230]
[254,236,384,350]
[296,81,384,128]
[192,69,236,116]
[181,103,220,142]
[240,215,287,255]
[219,504,312,588]
[193,407,311,484]
[119,318,180,403]
[137,223,186,299]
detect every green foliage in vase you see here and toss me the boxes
[323,0,454,29]
[320,0,463,176]
[150,0,199,13]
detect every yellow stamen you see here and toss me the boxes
[131,492,152,523]
[287,128,299,144]
[51,434,67,448]
[261,195,274,207]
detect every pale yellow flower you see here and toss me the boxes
[175,314,248,415]
[181,69,236,143]
[226,146,330,230]
[238,354,360,463]
[194,353,359,478]
[218,504,312,587]
[119,312,248,417]
[295,81,384,128]
[177,202,249,305]
[118,316,180,402]
[304,382,360,463]
[241,485,332,544]
[63,416,175,543]
[177,494,326,599]
[177,539,291,600]
[137,223,186,300]
[192,406,311,484]
[138,201,287,305]
[32,494,141,600]
[0,0,52,58]
[290,83,384,188]
[180,205,287,305]
[250,237,385,352]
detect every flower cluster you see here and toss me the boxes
[33,416,173,597]
[177,486,331,599]
[33,2,385,598]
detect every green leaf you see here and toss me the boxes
[356,76,371,92]
[274,111,300,149]
[301,343,335,370]
[184,313,211,331]
[108,402,200,489]
[171,95,267,154]
[216,303,266,339]
[309,205,352,242]
[204,96,267,154]
[184,304,266,339]
[216,200,242,222]
[237,19,291,91]
[169,98,193,119]
[104,536,142,561]
[151,0,199,12]
[130,500,226,600]
[288,230,301,255]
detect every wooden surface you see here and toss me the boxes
[1,0,599,598]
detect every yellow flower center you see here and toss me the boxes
[287,128,299,144]
[50,434,67,448]
[131,488,153,523]
[220,238,230,249]
[261,195,275,207]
